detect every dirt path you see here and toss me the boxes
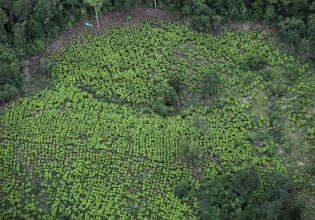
[22,62,31,82]
[22,56,41,81]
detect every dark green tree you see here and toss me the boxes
[279,17,307,48]
[180,141,202,161]
[0,84,19,102]
[153,96,174,116]
[201,70,221,97]
[169,75,181,93]
[12,0,33,21]
[307,14,315,41]
[13,22,27,48]
[174,179,191,199]
[240,54,266,71]
[264,172,295,217]
[233,166,260,201]
[0,8,8,32]
[183,0,213,31]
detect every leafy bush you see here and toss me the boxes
[279,17,307,47]
[240,55,266,71]
[0,84,19,102]
[153,96,174,116]
[198,169,298,220]
[261,69,273,81]
[201,70,221,97]
[183,0,213,32]
[153,82,179,116]
[180,142,201,161]
[168,75,182,93]
[40,58,51,75]
[174,179,191,199]
[233,166,260,200]
[262,172,296,220]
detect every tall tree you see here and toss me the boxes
[12,0,33,21]
[85,0,103,30]
[279,17,306,49]
[0,8,8,32]
[34,0,55,37]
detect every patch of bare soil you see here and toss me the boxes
[227,21,281,50]
[22,56,41,82]
[227,20,274,36]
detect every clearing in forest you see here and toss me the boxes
[1,18,314,219]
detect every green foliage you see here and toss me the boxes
[307,14,315,41]
[0,8,8,30]
[13,22,27,47]
[153,82,179,116]
[174,179,192,199]
[12,0,32,21]
[153,96,174,116]
[279,17,307,47]
[157,83,178,107]
[0,44,22,103]
[262,172,296,220]
[201,70,221,97]
[40,58,51,75]
[34,0,54,26]
[84,0,103,8]
[199,169,298,220]
[0,83,19,102]
[169,75,182,93]
[183,0,213,31]
[180,142,202,161]
[240,55,266,71]
[233,166,260,200]
[0,20,312,219]
[198,176,239,220]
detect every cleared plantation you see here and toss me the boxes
[1,21,314,219]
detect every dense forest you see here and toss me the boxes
[0,1,314,220]
[1,0,315,102]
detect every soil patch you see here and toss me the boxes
[227,21,274,36]
[22,56,41,82]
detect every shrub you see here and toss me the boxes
[180,141,201,161]
[240,55,266,71]
[40,58,51,75]
[201,70,221,97]
[279,17,307,47]
[153,97,174,117]
[233,166,260,200]
[174,179,191,199]
[169,75,182,93]
[0,84,19,102]
[261,69,273,81]
[153,82,179,116]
